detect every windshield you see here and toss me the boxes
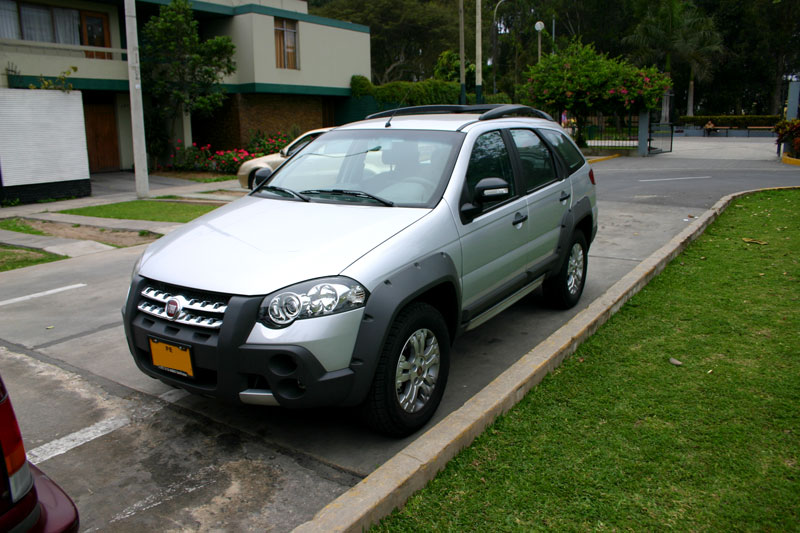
[258,129,463,207]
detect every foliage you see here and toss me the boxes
[433,50,476,91]
[164,140,264,174]
[624,0,723,117]
[141,0,236,158]
[0,218,47,235]
[311,0,456,84]
[374,189,800,532]
[350,75,461,106]
[27,66,78,93]
[520,41,670,145]
[679,115,780,128]
[246,130,290,155]
[774,119,800,156]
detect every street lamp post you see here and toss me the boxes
[535,20,545,63]
[492,0,507,95]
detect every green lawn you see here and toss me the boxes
[59,200,219,223]
[374,189,799,531]
[0,218,47,235]
[0,245,63,272]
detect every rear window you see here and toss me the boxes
[540,129,585,175]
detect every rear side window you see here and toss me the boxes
[510,129,557,191]
[540,129,585,175]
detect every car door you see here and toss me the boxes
[509,128,572,271]
[457,130,531,317]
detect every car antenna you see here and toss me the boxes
[384,86,414,128]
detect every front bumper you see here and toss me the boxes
[122,275,358,408]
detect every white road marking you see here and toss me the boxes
[27,415,130,465]
[0,283,87,307]
[639,176,712,182]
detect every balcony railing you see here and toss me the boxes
[0,38,126,62]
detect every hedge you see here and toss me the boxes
[350,75,512,107]
[678,115,780,128]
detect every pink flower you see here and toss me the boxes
[644,77,650,82]
[609,89,615,94]
[177,139,182,144]
[620,88,628,95]
[192,142,196,147]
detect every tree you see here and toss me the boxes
[141,0,236,156]
[520,41,670,145]
[624,0,722,118]
[311,0,457,84]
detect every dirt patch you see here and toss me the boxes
[202,190,248,198]
[25,219,159,247]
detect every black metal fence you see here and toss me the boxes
[581,113,639,149]
[648,122,674,154]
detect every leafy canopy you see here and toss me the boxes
[141,0,236,119]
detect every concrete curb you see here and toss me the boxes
[587,154,622,164]
[293,186,800,533]
[781,153,800,166]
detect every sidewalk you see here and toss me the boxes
[0,173,243,257]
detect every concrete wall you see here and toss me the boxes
[205,12,370,90]
[0,88,90,186]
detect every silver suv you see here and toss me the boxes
[122,105,597,436]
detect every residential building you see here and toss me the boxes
[0,0,370,179]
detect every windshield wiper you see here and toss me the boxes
[300,189,394,207]
[262,185,309,202]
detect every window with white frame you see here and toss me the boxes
[274,17,297,69]
[0,0,109,56]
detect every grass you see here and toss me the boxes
[59,200,219,223]
[0,245,63,272]
[155,170,237,183]
[374,189,800,532]
[0,218,48,235]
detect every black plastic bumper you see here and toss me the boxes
[122,275,356,408]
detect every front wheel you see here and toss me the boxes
[361,303,450,437]
[543,232,588,309]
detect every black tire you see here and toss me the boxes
[361,302,450,437]
[543,231,588,309]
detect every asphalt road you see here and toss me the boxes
[1,137,797,531]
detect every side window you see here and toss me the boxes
[465,131,515,210]
[510,129,558,192]
[540,129,586,175]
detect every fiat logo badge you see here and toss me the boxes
[165,297,182,320]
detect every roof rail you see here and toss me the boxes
[365,104,554,122]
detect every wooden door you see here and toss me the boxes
[84,103,120,172]
[81,12,111,59]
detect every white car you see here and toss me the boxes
[124,105,597,436]
[236,127,332,189]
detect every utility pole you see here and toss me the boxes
[459,0,466,105]
[475,0,482,104]
[124,0,149,198]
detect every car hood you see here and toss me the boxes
[138,196,430,295]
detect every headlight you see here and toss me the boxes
[258,277,368,329]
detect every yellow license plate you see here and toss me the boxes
[149,338,193,378]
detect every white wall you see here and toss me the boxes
[0,89,90,186]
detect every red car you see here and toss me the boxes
[1,374,79,532]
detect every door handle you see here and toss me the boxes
[513,212,528,225]
[559,191,571,202]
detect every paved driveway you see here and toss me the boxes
[0,137,797,530]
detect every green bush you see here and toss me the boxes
[774,119,800,156]
[166,140,262,173]
[350,75,460,106]
[678,115,780,128]
[246,130,290,155]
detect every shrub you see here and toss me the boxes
[246,130,290,155]
[165,140,262,173]
[774,119,800,156]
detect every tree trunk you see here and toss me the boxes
[687,66,695,117]
[770,55,786,115]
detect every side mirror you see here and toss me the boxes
[254,167,273,189]
[459,177,511,223]
[279,148,288,157]
[474,177,511,202]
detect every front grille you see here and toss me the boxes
[137,284,229,330]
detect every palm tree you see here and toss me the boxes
[624,0,723,119]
